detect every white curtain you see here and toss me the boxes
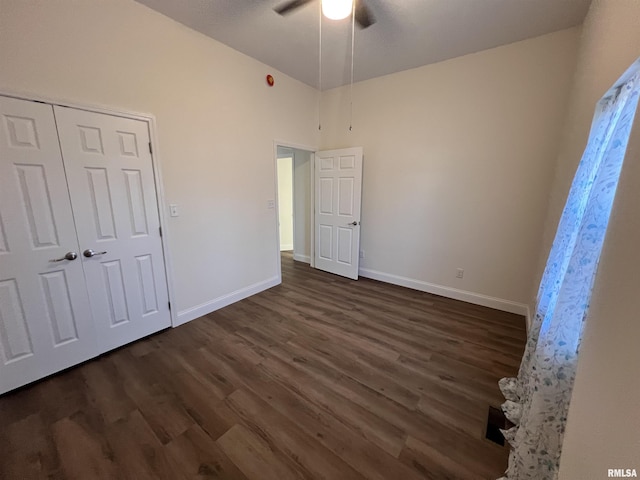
[498,70,640,480]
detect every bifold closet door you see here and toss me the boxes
[0,96,96,395]
[54,106,171,354]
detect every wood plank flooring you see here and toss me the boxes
[0,252,526,479]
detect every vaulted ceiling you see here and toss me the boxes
[135,0,591,90]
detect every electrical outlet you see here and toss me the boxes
[169,204,179,217]
[267,199,275,209]
[456,268,464,279]
[359,249,365,259]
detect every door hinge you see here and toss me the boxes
[168,301,171,311]
[159,226,162,237]
[148,142,153,154]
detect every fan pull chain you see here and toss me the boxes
[318,0,323,131]
[349,0,355,132]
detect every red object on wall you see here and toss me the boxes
[266,74,275,86]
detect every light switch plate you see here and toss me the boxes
[169,204,179,217]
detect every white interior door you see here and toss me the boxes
[0,96,96,394]
[54,106,170,354]
[314,147,363,280]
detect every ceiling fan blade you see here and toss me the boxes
[274,0,315,16]
[355,0,375,28]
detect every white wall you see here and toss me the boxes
[277,157,294,250]
[0,0,319,324]
[545,1,640,477]
[320,28,581,313]
[293,149,312,263]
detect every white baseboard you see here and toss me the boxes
[174,275,280,327]
[358,268,528,317]
[280,244,293,251]
[525,305,532,333]
[293,253,311,264]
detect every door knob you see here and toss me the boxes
[83,249,107,258]
[50,252,78,262]
[347,221,360,226]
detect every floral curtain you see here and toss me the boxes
[498,70,640,480]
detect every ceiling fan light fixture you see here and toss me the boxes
[322,0,353,20]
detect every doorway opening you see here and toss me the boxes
[275,144,314,279]
[274,144,364,282]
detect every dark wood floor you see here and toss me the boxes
[0,252,526,479]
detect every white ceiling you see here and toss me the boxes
[135,0,591,90]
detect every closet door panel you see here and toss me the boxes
[0,96,96,395]
[54,107,170,353]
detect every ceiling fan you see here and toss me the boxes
[274,0,376,29]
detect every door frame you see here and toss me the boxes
[0,89,178,327]
[273,140,317,281]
